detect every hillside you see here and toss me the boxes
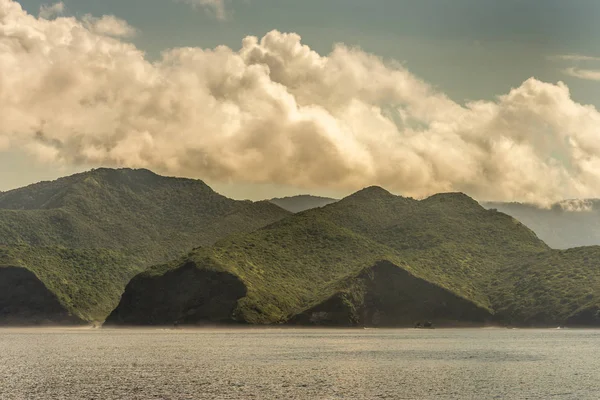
[109,187,572,327]
[490,246,600,326]
[0,246,143,324]
[483,200,600,249]
[269,195,338,213]
[0,168,291,261]
[0,168,290,324]
[270,195,600,249]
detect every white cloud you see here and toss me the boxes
[82,14,137,37]
[39,2,64,19]
[2,0,600,205]
[554,54,600,62]
[563,67,600,82]
[175,0,228,20]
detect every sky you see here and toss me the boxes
[1,0,600,202]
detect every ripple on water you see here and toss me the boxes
[1,328,599,399]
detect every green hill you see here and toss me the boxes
[0,246,143,324]
[0,168,290,261]
[7,170,600,327]
[112,187,599,327]
[0,168,290,324]
[490,246,600,326]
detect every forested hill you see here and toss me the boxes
[0,168,290,324]
[111,187,599,327]
[0,168,290,262]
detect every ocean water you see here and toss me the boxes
[1,328,599,399]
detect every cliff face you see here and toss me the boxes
[0,267,83,325]
[291,262,493,327]
[105,262,247,326]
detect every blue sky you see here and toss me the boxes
[2,0,600,201]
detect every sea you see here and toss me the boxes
[1,328,599,399]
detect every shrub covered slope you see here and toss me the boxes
[110,187,600,327]
[0,168,290,323]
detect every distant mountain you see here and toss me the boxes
[269,195,338,213]
[0,168,290,324]
[111,186,599,327]
[483,200,600,249]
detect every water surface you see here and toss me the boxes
[1,328,599,399]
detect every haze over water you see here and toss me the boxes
[1,328,599,399]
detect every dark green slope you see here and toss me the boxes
[107,216,404,325]
[308,188,548,310]
[0,168,290,324]
[490,246,600,326]
[108,187,555,327]
[0,246,143,324]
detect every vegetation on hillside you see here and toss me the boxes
[113,186,598,327]
[0,168,290,262]
[6,168,600,327]
[489,246,600,325]
[0,168,290,323]
[0,245,143,322]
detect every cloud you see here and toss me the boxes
[82,14,137,37]
[558,199,595,212]
[2,0,600,205]
[553,54,600,62]
[39,2,64,19]
[174,0,228,20]
[563,67,600,82]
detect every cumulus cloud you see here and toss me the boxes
[38,1,64,19]
[563,67,600,82]
[2,0,600,205]
[174,0,228,20]
[82,14,137,37]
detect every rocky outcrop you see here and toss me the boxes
[0,267,83,325]
[291,261,493,327]
[105,262,247,326]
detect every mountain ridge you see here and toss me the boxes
[0,168,290,324]
[110,187,583,327]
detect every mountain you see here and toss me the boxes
[111,187,600,328]
[269,195,338,213]
[0,168,290,324]
[483,200,600,249]
[0,168,290,260]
